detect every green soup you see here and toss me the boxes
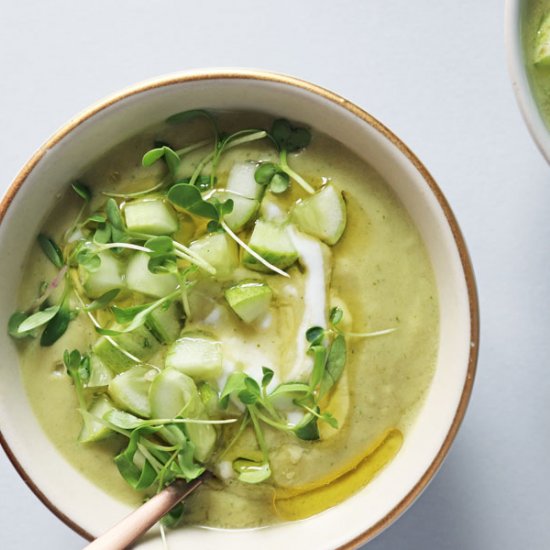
[522,0,550,127]
[13,112,438,529]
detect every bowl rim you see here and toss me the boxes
[505,0,550,163]
[0,68,479,548]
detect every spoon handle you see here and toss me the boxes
[84,476,205,550]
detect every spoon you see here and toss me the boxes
[84,474,207,550]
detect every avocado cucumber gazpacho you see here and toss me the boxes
[9,111,438,529]
[523,0,550,128]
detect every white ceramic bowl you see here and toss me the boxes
[506,0,550,162]
[0,69,478,549]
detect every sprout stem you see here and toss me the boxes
[176,138,211,157]
[102,180,166,199]
[347,328,397,338]
[221,220,290,278]
[279,150,315,194]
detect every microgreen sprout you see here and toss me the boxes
[254,119,315,195]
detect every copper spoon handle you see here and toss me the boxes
[84,476,205,550]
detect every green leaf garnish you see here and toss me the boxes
[142,146,181,177]
[254,163,278,185]
[219,371,247,409]
[270,119,292,150]
[309,345,327,391]
[163,147,181,177]
[172,443,205,480]
[320,411,339,429]
[206,220,221,233]
[93,222,112,244]
[293,411,320,441]
[63,349,91,413]
[329,306,343,326]
[177,175,216,192]
[269,382,310,399]
[319,333,346,398]
[83,289,120,312]
[270,119,311,153]
[75,246,101,272]
[105,409,144,430]
[106,198,124,229]
[99,290,179,335]
[233,458,271,484]
[261,367,274,390]
[71,181,92,202]
[17,305,60,333]
[270,173,290,194]
[40,303,71,346]
[161,503,184,529]
[8,312,32,339]
[238,389,259,405]
[87,214,106,224]
[37,234,64,268]
[114,428,160,490]
[145,236,177,274]
[64,349,90,383]
[167,183,219,220]
[254,162,290,194]
[306,326,325,345]
[141,147,165,166]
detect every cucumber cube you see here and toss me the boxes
[242,220,298,272]
[108,365,156,418]
[86,353,114,387]
[166,331,223,381]
[227,162,264,200]
[93,324,160,374]
[189,232,238,280]
[124,199,179,235]
[220,194,259,232]
[80,251,124,299]
[225,280,272,323]
[535,13,550,66]
[291,183,346,245]
[146,301,183,344]
[78,395,117,443]
[150,368,203,419]
[149,368,217,462]
[126,252,178,298]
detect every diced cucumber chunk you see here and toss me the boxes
[166,331,222,380]
[80,251,124,299]
[149,368,217,462]
[227,162,264,200]
[93,324,160,374]
[108,365,156,418]
[225,280,272,323]
[150,368,203,418]
[79,395,117,443]
[146,301,183,344]
[86,354,114,387]
[189,233,238,280]
[124,199,179,235]
[535,13,550,66]
[198,381,220,417]
[126,252,178,298]
[291,183,346,245]
[260,195,287,223]
[220,193,259,232]
[242,220,298,272]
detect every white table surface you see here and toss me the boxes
[1,0,549,548]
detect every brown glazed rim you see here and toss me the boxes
[0,69,479,547]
